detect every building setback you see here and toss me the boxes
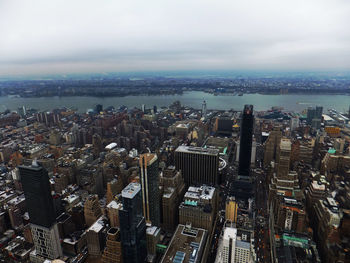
[175,146,219,186]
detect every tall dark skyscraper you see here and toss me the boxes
[119,182,147,263]
[140,153,160,226]
[19,162,62,261]
[20,164,56,228]
[238,104,254,177]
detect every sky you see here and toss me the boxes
[0,0,350,76]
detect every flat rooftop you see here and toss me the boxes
[175,145,219,156]
[122,182,141,199]
[161,224,207,263]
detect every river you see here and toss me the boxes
[0,91,349,113]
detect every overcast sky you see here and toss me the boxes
[0,0,349,76]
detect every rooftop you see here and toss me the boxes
[122,182,141,199]
[106,200,122,210]
[161,224,207,263]
[139,153,158,166]
[88,216,105,233]
[175,145,219,156]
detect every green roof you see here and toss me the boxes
[328,148,336,154]
[184,200,198,206]
[282,235,308,248]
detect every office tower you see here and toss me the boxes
[275,197,306,233]
[238,105,254,177]
[307,107,316,125]
[175,146,219,185]
[146,226,161,262]
[141,104,146,113]
[276,138,291,179]
[19,163,62,262]
[315,105,323,119]
[221,227,237,263]
[161,167,185,232]
[215,226,254,263]
[263,126,282,167]
[106,200,122,228]
[202,99,207,118]
[139,153,160,226]
[86,217,107,256]
[179,185,217,232]
[214,116,234,135]
[101,227,123,263]
[307,106,323,125]
[95,104,103,113]
[119,183,147,263]
[84,195,102,227]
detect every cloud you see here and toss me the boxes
[0,0,350,76]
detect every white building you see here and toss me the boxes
[215,226,254,263]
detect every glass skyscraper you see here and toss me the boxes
[119,182,147,263]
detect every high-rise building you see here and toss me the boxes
[214,116,234,135]
[307,106,323,125]
[263,126,282,167]
[101,227,123,263]
[215,226,254,263]
[139,153,160,226]
[106,200,123,228]
[160,167,185,232]
[146,226,161,262]
[179,185,217,232]
[221,227,237,263]
[202,100,207,118]
[175,146,219,186]
[119,183,147,263]
[84,195,102,227]
[19,163,63,262]
[276,138,291,179]
[86,216,107,256]
[238,105,254,177]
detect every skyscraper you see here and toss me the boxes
[19,162,62,262]
[139,153,160,226]
[238,105,254,177]
[202,99,207,118]
[119,182,147,263]
[175,146,219,186]
[276,138,291,179]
